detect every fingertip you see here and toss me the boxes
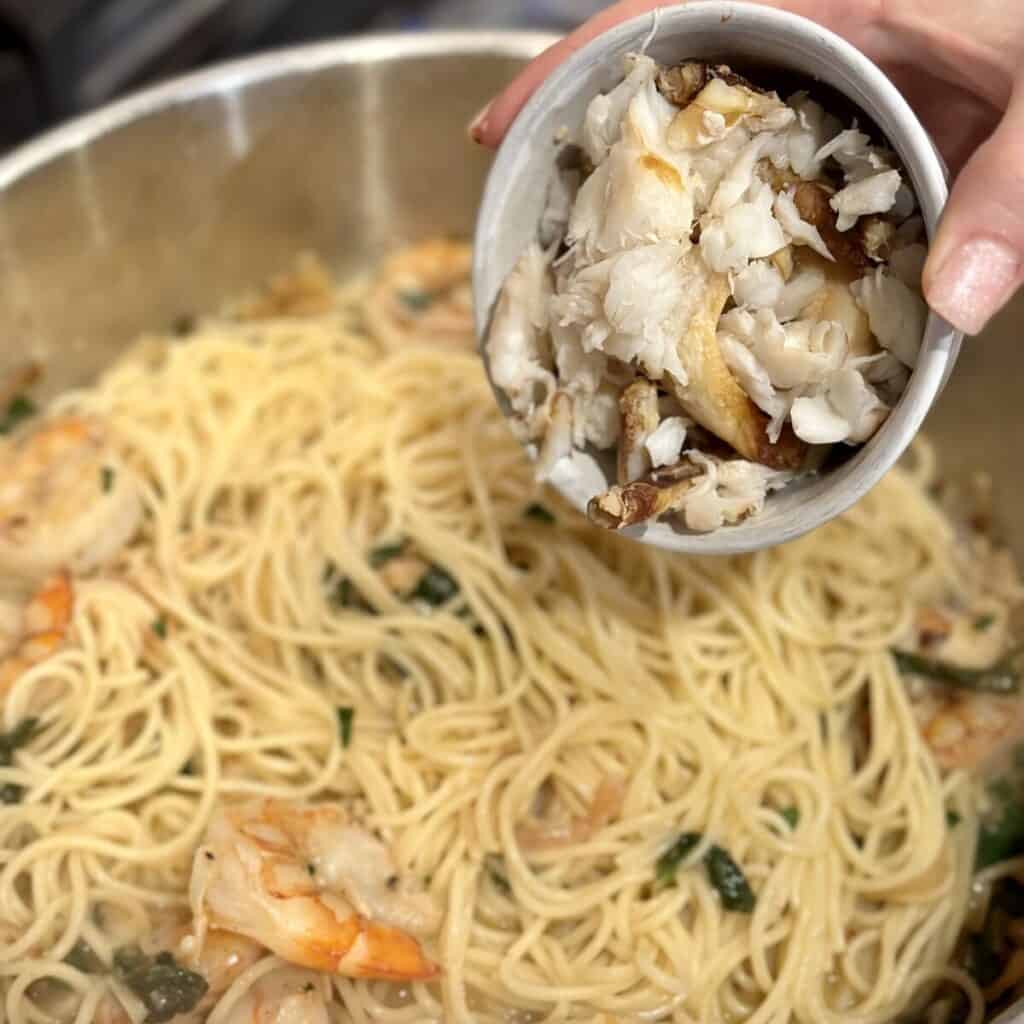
[923,236,1022,336]
[470,78,542,149]
[470,45,570,149]
[467,85,526,149]
[476,92,526,149]
[467,103,493,146]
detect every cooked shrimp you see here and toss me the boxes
[0,416,142,583]
[902,591,1024,771]
[184,929,266,1017]
[517,777,626,852]
[236,254,337,321]
[0,571,72,696]
[912,689,1024,773]
[369,239,474,350]
[220,965,330,1024]
[191,799,442,982]
[378,553,429,596]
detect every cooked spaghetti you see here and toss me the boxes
[0,241,1021,1024]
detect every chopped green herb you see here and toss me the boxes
[180,759,194,776]
[172,315,196,337]
[411,565,459,607]
[524,503,556,524]
[706,845,756,912]
[334,577,357,608]
[341,583,372,611]
[485,855,512,895]
[370,540,407,568]
[324,565,375,614]
[946,810,962,828]
[113,945,208,1024]
[302,651,325,682]
[397,289,434,312]
[0,718,39,767]
[656,832,756,912]
[379,654,408,680]
[974,614,996,632]
[500,621,517,651]
[65,939,105,974]
[893,647,1021,696]
[100,467,116,493]
[152,617,168,639]
[307,863,316,878]
[977,778,1024,869]
[337,707,355,749]
[655,832,702,887]
[455,604,487,637]
[0,783,23,804]
[0,394,37,435]
[116,942,149,974]
[780,807,799,830]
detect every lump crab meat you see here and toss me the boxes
[671,268,806,470]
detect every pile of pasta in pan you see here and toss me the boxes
[0,241,1021,1024]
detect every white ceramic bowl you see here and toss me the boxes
[474,1,962,556]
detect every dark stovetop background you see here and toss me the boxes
[0,0,603,151]
[0,0,609,152]
[0,0,384,150]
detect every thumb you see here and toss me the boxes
[923,91,1024,336]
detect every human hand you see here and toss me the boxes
[470,0,1022,336]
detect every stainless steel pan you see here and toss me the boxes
[0,30,1019,1020]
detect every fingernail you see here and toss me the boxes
[927,236,1022,335]
[467,102,492,144]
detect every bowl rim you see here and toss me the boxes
[0,30,560,193]
[474,1,963,556]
